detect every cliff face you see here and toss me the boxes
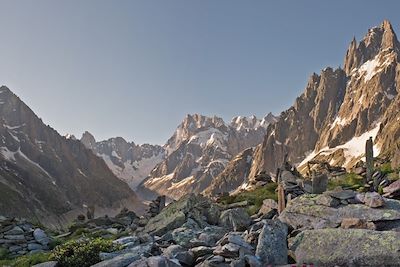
[138,113,277,200]
[213,21,400,195]
[0,86,144,227]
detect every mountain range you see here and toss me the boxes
[0,20,399,225]
[0,87,144,228]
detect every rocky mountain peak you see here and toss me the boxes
[81,131,96,149]
[344,20,400,74]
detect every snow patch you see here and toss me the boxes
[77,168,87,177]
[330,116,348,130]
[300,124,381,168]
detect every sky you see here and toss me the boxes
[0,1,400,144]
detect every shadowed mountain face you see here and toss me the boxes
[247,20,400,178]
[0,86,144,227]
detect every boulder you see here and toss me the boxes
[190,246,214,259]
[291,228,400,266]
[213,243,241,258]
[327,189,356,200]
[144,194,215,236]
[33,228,50,246]
[173,251,194,266]
[257,199,278,216]
[279,194,400,230]
[32,261,58,267]
[340,218,376,230]
[255,220,288,265]
[383,179,400,197]
[4,226,24,235]
[219,208,251,231]
[93,252,143,267]
[128,256,181,267]
[363,192,385,208]
[315,194,340,207]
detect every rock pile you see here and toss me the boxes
[280,189,399,231]
[69,208,140,237]
[146,196,166,218]
[87,194,293,267]
[383,179,400,198]
[14,189,400,267]
[0,216,51,257]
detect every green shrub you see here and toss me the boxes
[328,173,364,190]
[0,247,9,260]
[379,163,394,175]
[48,237,63,250]
[50,238,120,267]
[218,183,278,215]
[0,252,50,267]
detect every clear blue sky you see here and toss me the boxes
[1,1,399,144]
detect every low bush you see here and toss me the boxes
[50,238,120,267]
[328,173,364,190]
[218,183,278,215]
[0,252,50,267]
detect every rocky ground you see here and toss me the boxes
[2,176,400,267]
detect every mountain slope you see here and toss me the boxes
[212,20,400,194]
[138,113,277,199]
[0,86,144,227]
[80,132,165,189]
[206,21,400,197]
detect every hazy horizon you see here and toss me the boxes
[1,0,400,144]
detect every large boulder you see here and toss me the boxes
[255,220,288,265]
[219,208,251,231]
[144,194,218,236]
[291,228,400,266]
[279,194,400,230]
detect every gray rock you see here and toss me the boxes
[219,208,251,231]
[316,194,340,207]
[257,199,278,216]
[363,192,385,208]
[279,194,400,230]
[8,245,23,252]
[28,243,44,251]
[4,234,25,241]
[312,173,328,194]
[229,258,246,267]
[327,189,356,200]
[291,228,400,266]
[113,236,139,247]
[33,228,49,246]
[214,243,241,258]
[145,194,214,236]
[190,246,214,259]
[244,255,261,267]
[100,243,154,261]
[31,261,58,267]
[171,227,199,247]
[128,256,181,267]
[217,233,253,251]
[32,261,58,267]
[4,226,24,235]
[92,252,143,267]
[255,220,287,265]
[147,256,182,267]
[174,251,194,266]
[163,245,185,258]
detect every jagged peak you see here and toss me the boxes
[80,131,96,149]
[344,20,399,74]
